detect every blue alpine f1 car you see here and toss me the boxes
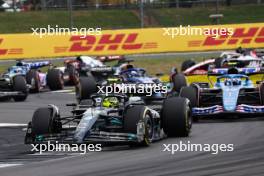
[179,68,264,120]
[4,60,64,93]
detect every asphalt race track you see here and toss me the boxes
[0,90,264,176]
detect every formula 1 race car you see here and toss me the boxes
[75,62,169,104]
[179,68,264,121]
[24,94,191,146]
[0,73,28,102]
[172,52,264,92]
[5,60,64,93]
[55,55,124,86]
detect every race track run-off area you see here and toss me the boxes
[0,90,264,176]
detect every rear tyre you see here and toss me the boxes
[0,97,11,102]
[76,76,97,102]
[181,60,196,72]
[13,75,28,102]
[47,69,64,91]
[31,107,61,135]
[180,86,198,107]
[123,105,153,146]
[180,86,198,122]
[66,65,79,85]
[26,70,40,93]
[172,73,187,92]
[162,97,192,137]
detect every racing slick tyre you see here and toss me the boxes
[66,65,79,86]
[180,86,198,122]
[179,86,198,107]
[260,83,264,105]
[123,105,153,146]
[172,73,187,92]
[47,69,64,91]
[26,70,40,93]
[76,76,97,102]
[31,107,61,135]
[181,60,196,72]
[162,97,192,137]
[0,97,11,102]
[13,75,28,102]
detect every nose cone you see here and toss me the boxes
[222,88,239,112]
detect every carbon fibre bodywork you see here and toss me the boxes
[25,94,164,145]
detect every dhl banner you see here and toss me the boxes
[0,23,263,59]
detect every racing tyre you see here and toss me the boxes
[76,76,97,102]
[172,73,187,92]
[26,70,40,93]
[0,97,11,102]
[47,69,64,91]
[180,86,198,107]
[181,60,196,72]
[124,105,153,146]
[66,65,79,85]
[260,83,264,105]
[13,75,28,102]
[180,86,198,122]
[162,97,192,137]
[31,107,61,135]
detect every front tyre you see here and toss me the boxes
[31,107,61,136]
[13,75,28,102]
[75,76,97,102]
[162,97,192,137]
[123,105,153,146]
[260,83,264,105]
[172,73,187,92]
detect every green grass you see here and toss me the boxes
[0,10,139,33]
[133,57,205,75]
[0,63,12,73]
[148,4,264,26]
[0,4,263,33]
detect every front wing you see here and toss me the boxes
[192,104,264,116]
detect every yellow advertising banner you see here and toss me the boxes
[0,23,263,59]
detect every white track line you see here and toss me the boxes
[0,123,27,127]
[0,163,23,168]
[52,90,74,93]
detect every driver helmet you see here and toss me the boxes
[120,64,134,71]
[232,78,241,86]
[102,97,119,108]
[15,67,23,74]
[130,70,138,76]
[224,78,232,86]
